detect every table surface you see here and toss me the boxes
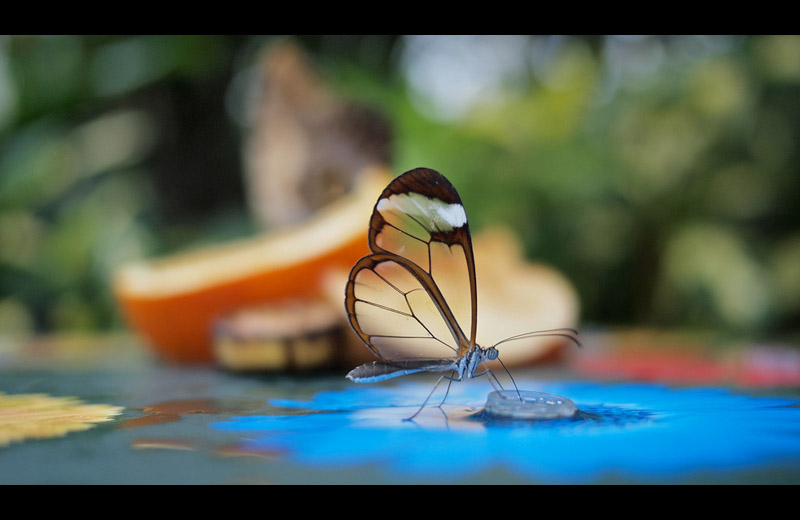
[2,331,800,485]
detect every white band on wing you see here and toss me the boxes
[377,193,467,232]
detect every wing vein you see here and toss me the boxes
[369,267,406,296]
[403,291,458,354]
[379,221,430,245]
[355,298,413,317]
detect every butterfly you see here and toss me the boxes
[344,167,578,418]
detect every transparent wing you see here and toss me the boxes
[366,168,478,355]
[345,253,470,361]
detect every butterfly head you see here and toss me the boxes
[482,346,499,361]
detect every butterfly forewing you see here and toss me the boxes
[427,239,473,345]
[361,168,478,355]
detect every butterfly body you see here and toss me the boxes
[344,167,492,384]
[344,167,576,416]
[346,345,498,383]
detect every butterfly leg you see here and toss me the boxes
[436,370,456,408]
[476,360,523,401]
[404,375,446,421]
[472,366,503,391]
[474,362,522,401]
[404,372,464,422]
[494,356,523,401]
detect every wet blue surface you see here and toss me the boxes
[214,380,800,483]
[3,338,800,484]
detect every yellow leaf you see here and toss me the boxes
[0,392,123,448]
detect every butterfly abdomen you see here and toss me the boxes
[347,359,457,383]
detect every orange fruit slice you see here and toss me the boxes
[113,166,391,362]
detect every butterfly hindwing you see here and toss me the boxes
[345,253,466,362]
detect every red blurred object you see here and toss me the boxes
[569,329,800,387]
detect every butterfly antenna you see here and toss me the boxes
[491,328,582,350]
[405,375,446,421]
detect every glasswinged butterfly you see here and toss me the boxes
[345,167,579,418]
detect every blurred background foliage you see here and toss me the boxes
[1,35,799,342]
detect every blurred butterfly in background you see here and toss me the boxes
[345,167,579,419]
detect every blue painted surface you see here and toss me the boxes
[213,380,800,483]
